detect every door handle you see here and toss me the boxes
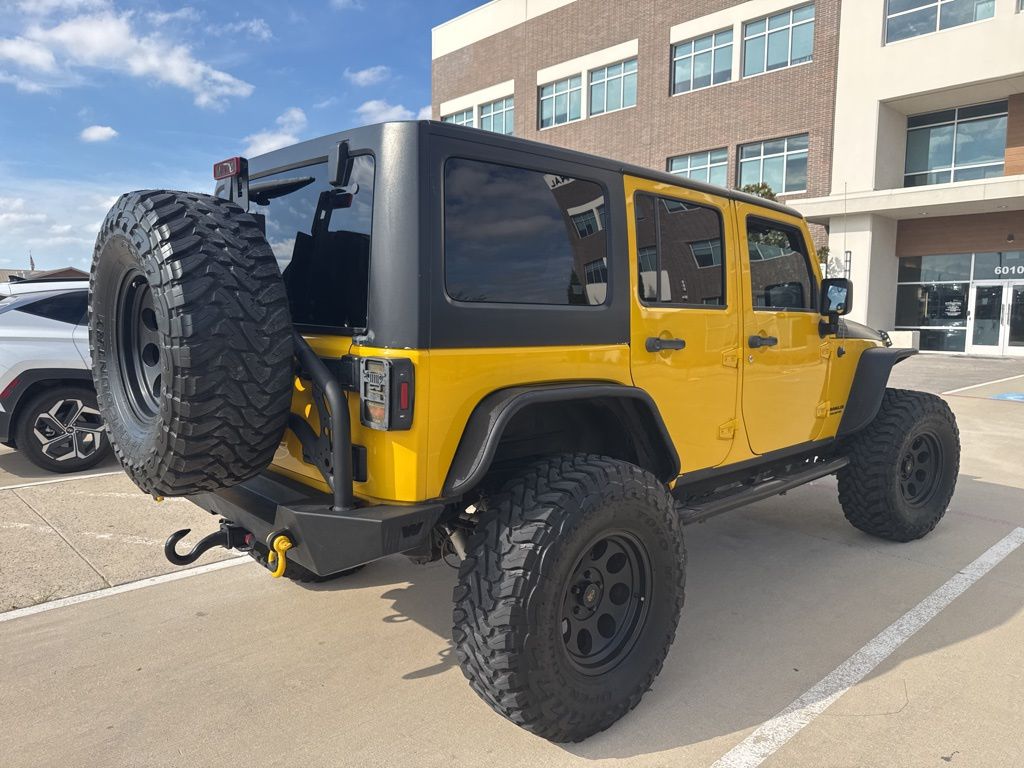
[646,337,686,352]
[748,335,778,349]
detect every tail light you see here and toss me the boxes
[359,358,414,431]
[213,156,245,180]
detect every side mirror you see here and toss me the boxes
[820,278,852,317]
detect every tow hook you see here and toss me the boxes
[266,530,294,578]
[164,520,252,566]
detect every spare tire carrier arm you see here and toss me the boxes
[291,331,355,512]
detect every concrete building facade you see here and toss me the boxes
[432,0,1024,355]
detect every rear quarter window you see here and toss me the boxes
[16,292,88,325]
[443,158,609,306]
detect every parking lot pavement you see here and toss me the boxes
[1,354,1023,768]
[0,445,237,612]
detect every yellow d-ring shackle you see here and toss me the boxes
[267,533,293,578]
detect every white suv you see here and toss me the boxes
[0,284,110,472]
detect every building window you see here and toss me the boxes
[905,101,1007,187]
[539,75,582,128]
[671,29,732,94]
[895,254,973,351]
[572,209,600,238]
[743,3,814,77]
[885,0,995,45]
[692,239,723,268]
[442,108,474,127]
[479,96,514,135]
[584,258,608,285]
[668,148,728,187]
[634,193,726,306]
[738,134,808,194]
[444,158,607,305]
[589,59,637,116]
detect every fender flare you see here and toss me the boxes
[441,382,680,498]
[837,347,917,438]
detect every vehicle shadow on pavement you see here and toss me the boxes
[303,473,1023,759]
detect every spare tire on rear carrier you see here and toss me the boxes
[90,190,294,497]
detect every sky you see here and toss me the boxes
[0,0,480,271]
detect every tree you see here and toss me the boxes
[740,182,778,202]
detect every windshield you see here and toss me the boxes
[249,154,375,332]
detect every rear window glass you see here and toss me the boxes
[17,291,87,325]
[444,158,608,306]
[249,155,375,330]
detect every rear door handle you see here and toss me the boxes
[748,335,778,349]
[646,337,686,352]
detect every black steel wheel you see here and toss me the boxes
[898,432,942,506]
[839,388,959,542]
[115,270,162,425]
[453,454,686,743]
[560,532,652,676]
[15,384,111,473]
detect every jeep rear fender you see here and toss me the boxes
[442,383,679,498]
[837,347,917,438]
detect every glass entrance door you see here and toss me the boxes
[1007,283,1024,357]
[968,283,1004,354]
[968,281,1024,356]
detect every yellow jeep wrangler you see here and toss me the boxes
[89,120,959,742]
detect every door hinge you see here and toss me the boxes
[816,401,831,418]
[722,349,739,368]
[718,419,737,439]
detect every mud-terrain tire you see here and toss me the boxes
[90,190,293,497]
[838,388,959,542]
[247,543,365,583]
[15,384,111,473]
[452,453,686,742]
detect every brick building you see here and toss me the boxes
[432,0,1024,355]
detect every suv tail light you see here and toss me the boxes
[213,156,245,180]
[359,358,414,431]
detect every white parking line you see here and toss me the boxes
[0,471,123,492]
[711,526,1024,768]
[0,555,249,624]
[943,373,1024,395]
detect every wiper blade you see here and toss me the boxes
[249,176,316,205]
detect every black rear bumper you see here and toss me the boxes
[188,472,445,576]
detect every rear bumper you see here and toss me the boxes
[188,471,445,576]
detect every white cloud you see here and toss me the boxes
[313,96,338,109]
[0,11,253,108]
[80,124,117,142]
[343,65,389,87]
[0,69,51,92]
[0,36,58,71]
[15,0,110,14]
[330,0,363,9]
[0,197,47,226]
[417,105,432,120]
[355,99,415,124]
[223,18,272,41]
[146,7,200,26]
[242,107,307,156]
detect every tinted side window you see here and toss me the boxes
[634,193,726,306]
[746,218,815,311]
[444,158,608,305]
[17,292,88,325]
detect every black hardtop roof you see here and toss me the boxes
[247,120,803,219]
